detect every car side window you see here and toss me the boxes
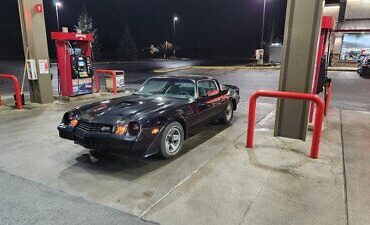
[198,80,219,98]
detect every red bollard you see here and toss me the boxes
[0,89,2,107]
[246,90,325,159]
[324,82,333,116]
[0,74,22,110]
[95,69,118,94]
[92,74,100,93]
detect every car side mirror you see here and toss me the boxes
[220,90,229,95]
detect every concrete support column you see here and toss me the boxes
[338,0,347,22]
[18,0,53,104]
[275,0,324,140]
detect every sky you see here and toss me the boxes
[0,0,287,60]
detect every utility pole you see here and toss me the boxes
[261,0,266,49]
[173,16,179,58]
[55,2,62,31]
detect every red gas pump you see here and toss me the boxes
[309,16,335,123]
[51,32,94,97]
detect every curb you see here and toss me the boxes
[154,65,358,73]
[154,66,192,73]
[328,67,357,72]
[191,66,280,70]
[154,65,281,73]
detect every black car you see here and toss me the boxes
[58,75,240,158]
[358,57,370,78]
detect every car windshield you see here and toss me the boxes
[136,78,196,99]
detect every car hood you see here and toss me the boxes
[78,94,188,124]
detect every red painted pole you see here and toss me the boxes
[324,82,333,116]
[0,89,2,107]
[92,74,100,93]
[0,74,22,110]
[309,31,327,123]
[246,90,325,159]
[112,71,117,94]
[311,95,325,159]
[246,93,257,148]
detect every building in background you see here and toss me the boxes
[269,42,283,64]
[324,0,370,66]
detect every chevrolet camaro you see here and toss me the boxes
[58,75,240,158]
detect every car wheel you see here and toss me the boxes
[160,122,184,159]
[220,102,234,124]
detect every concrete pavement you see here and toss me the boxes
[0,169,157,225]
[341,110,370,225]
[142,109,346,225]
[0,99,364,225]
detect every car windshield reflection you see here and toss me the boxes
[135,78,195,100]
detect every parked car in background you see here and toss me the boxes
[358,57,370,78]
[58,75,240,159]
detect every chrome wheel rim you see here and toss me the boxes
[226,103,233,121]
[165,127,181,155]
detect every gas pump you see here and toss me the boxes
[309,16,335,122]
[315,16,334,95]
[51,32,94,97]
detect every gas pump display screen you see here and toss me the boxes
[74,48,82,55]
[78,61,85,67]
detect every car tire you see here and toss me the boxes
[160,122,184,159]
[220,102,234,124]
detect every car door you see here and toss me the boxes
[196,80,222,124]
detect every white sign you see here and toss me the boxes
[38,59,49,74]
[26,59,38,80]
[255,49,264,60]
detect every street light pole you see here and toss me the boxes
[173,16,179,58]
[55,2,62,31]
[260,0,266,49]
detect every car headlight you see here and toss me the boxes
[65,113,79,127]
[114,121,128,135]
[113,121,141,136]
[128,121,141,136]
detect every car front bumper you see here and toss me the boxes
[57,124,157,155]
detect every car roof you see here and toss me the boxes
[151,75,214,81]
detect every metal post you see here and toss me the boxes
[261,0,266,49]
[0,74,23,110]
[246,90,325,159]
[173,17,177,57]
[55,4,60,31]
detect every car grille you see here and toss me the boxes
[76,120,113,133]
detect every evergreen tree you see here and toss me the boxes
[74,3,101,60]
[117,25,139,61]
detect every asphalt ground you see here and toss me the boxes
[160,68,370,112]
[2,59,369,112]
